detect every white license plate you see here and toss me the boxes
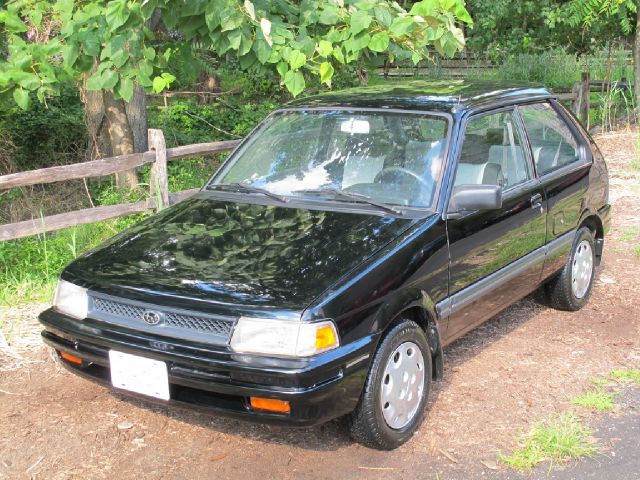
[109,350,170,400]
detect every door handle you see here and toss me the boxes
[530,193,543,211]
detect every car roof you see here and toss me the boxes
[286,79,554,113]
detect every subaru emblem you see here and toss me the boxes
[142,310,162,326]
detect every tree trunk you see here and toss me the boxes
[634,9,640,112]
[103,91,138,190]
[81,69,146,191]
[125,83,148,153]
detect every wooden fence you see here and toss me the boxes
[0,129,240,242]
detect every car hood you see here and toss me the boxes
[64,194,418,314]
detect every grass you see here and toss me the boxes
[0,215,145,305]
[619,226,640,241]
[611,369,640,384]
[629,158,640,171]
[499,414,596,470]
[0,155,220,307]
[571,388,617,411]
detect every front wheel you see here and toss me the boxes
[348,320,431,450]
[544,227,596,311]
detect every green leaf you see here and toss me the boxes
[276,61,288,77]
[319,62,334,85]
[101,69,118,90]
[139,59,154,77]
[29,9,43,27]
[349,10,372,36]
[411,50,422,65]
[85,70,103,90]
[13,88,30,110]
[283,70,305,97]
[368,31,389,52]
[144,47,156,61]
[317,40,333,57]
[0,12,28,32]
[410,1,436,16]
[389,16,415,37]
[152,75,166,93]
[83,36,100,57]
[333,47,345,64]
[19,75,40,91]
[239,51,256,69]
[319,6,340,25]
[351,32,370,52]
[119,76,134,102]
[105,0,130,31]
[63,42,80,69]
[228,29,242,50]
[373,6,393,27]
[253,39,272,63]
[288,49,306,70]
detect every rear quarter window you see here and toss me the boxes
[519,102,581,176]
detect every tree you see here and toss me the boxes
[0,0,472,188]
[562,0,639,109]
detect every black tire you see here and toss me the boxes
[544,227,596,311]
[348,319,431,450]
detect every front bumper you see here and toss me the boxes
[39,308,375,426]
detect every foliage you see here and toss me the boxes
[610,369,640,384]
[465,0,636,60]
[0,0,472,106]
[564,0,637,36]
[0,84,87,172]
[499,414,596,470]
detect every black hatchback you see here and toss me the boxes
[40,80,610,450]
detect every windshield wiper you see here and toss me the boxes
[207,183,289,203]
[293,188,404,216]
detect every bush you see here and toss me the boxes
[0,85,87,172]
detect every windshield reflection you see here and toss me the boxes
[210,110,448,209]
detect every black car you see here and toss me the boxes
[40,80,610,450]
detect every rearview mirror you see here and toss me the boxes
[447,184,502,217]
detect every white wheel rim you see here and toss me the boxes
[571,240,593,299]
[380,341,425,430]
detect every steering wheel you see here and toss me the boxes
[374,167,431,190]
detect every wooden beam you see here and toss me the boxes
[0,151,155,190]
[169,188,200,204]
[0,187,203,242]
[166,140,241,161]
[0,201,151,242]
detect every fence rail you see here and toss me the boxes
[0,130,240,242]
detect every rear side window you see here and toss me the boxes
[454,110,531,190]
[519,103,581,176]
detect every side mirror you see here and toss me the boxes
[447,184,502,217]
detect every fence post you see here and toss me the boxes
[573,71,590,127]
[148,129,169,211]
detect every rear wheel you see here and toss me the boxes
[544,227,596,311]
[348,319,431,450]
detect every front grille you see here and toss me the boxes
[93,296,145,319]
[89,294,236,344]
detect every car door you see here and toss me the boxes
[518,101,592,278]
[444,108,547,341]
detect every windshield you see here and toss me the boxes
[209,110,449,209]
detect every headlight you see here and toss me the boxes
[230,317,339,357]
[53,279,88,319]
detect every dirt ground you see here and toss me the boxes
[1,129,639,480]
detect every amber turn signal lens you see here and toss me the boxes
[315,325,337,351]
[249,397,291,414]
[60,351,82,364]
